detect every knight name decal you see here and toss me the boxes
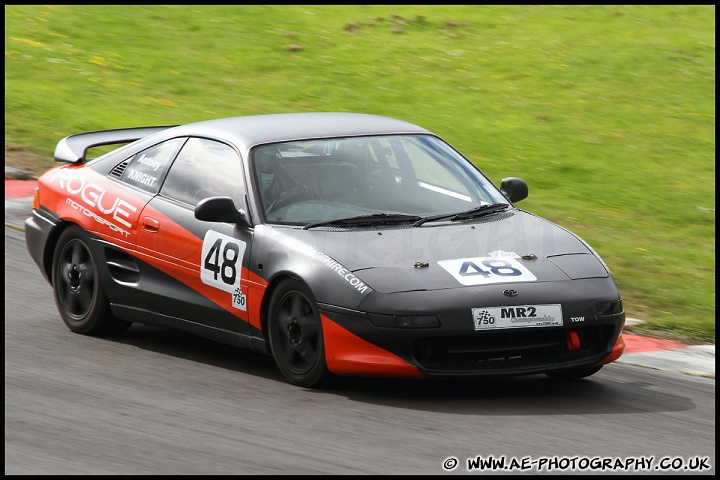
[125,169,158,187]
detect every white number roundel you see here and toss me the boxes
[437,256,536,286]
[201,230,247,293]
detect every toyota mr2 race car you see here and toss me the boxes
[25,113,626,388]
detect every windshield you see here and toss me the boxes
[251,134,508,225]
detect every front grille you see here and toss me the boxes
[413,325,616,373]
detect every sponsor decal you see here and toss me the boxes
[261,228,371,295]
[65,198,132,237]
[472,304,563,330]
[488,250,520,258]
[201,230,247,311]
[315,251,370,294]
[438,256,536,286]
[50,169,138,236]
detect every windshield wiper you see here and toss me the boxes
[303,213,423,230]
[413,203,510,227]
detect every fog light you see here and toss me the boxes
[595,299,623,316]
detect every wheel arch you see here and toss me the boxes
[258,272,305,353]
[42,220,78,284]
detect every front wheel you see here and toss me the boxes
[52,226,131,336]
[546,365,602,380]
[267,279,330,388]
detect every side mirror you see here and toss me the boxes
[500,177,528,203]
[195,196,250,226]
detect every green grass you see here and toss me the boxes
[5,5,715,343]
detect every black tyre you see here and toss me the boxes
[267,279,329,388]
[546,365,602,380]
[52,226,131,336]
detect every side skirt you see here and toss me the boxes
[111,304,265,352]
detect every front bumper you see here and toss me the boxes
[318,283,625,378]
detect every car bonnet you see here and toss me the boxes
[267,210,610,294]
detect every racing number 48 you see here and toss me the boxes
[200,231,248,311]
[437,256,537,287]
[460,259,522,278]
[204,238,239,285]
[201,231,246,294]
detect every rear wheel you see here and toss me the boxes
[267,279,329,388]
[52,226,131,336]
[546,365,602,380]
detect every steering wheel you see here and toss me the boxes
[266,185,317,215]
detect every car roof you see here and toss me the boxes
[163,112,432,152]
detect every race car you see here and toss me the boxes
[25,112,625,388]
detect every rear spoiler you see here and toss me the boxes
[54,125,177,163]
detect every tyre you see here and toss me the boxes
[267,279,330,388]
[52,226,131,336]
[546,365,602,380]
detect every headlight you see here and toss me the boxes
[595,299,623,317]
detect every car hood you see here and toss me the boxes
[270,209,609,293]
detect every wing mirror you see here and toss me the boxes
[500,177,528,203]
[195,196,250,227]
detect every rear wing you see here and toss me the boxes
[54,125,177,163]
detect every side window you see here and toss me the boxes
[160,138,245,208]
[120,138,185,194]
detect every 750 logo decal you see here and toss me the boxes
[201,230,247,310]
[437,256,536,286]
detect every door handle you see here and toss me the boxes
[142,216,160,232]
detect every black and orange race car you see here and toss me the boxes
[25,113,625,387]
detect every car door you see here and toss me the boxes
[135,137,253,338]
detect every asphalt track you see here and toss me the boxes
[6,173,713,379]
[4,172,715,475]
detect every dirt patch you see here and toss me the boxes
[4,146,54,179]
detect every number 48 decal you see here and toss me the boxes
[437,256,537,286]
[201,231,247,310]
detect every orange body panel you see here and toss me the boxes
[597,334,626,366]
[43,165,144,248]
[321,314,427,378]
[42,165,269,332]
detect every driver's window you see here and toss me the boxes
[161,138,245,208]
